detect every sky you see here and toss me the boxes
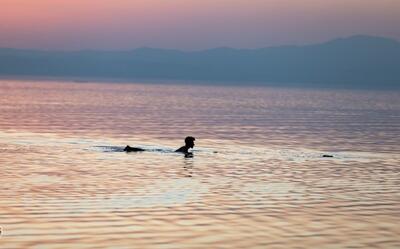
[0,0,399,50]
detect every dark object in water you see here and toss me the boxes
[185,152,194,158]
[323,154,334,158]
[124,136,196,154]
[175,136,196,154]
[124,145,145,152]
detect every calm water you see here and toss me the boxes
[0,79,399,249]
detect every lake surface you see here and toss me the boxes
[1,79,399,248]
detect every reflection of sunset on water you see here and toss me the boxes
[0,80,399,248]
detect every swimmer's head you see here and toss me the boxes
[185,136,195,148]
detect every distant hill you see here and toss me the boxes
[1,35,399,88]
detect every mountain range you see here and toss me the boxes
[1,35,399,88]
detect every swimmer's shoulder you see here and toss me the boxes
[175,146,186,153]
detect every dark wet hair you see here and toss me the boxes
[185,136,195,144]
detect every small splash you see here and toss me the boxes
[91,146,126,152]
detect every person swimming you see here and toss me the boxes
[175,136,195,154]
[123,136,196,154]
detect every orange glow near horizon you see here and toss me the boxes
[0,0,399,50]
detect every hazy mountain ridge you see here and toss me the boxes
[1,35,399,88]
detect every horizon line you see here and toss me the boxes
[0,34,398,53]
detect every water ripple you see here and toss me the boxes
[1,80,399,248]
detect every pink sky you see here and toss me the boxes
[0,0,399,50]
